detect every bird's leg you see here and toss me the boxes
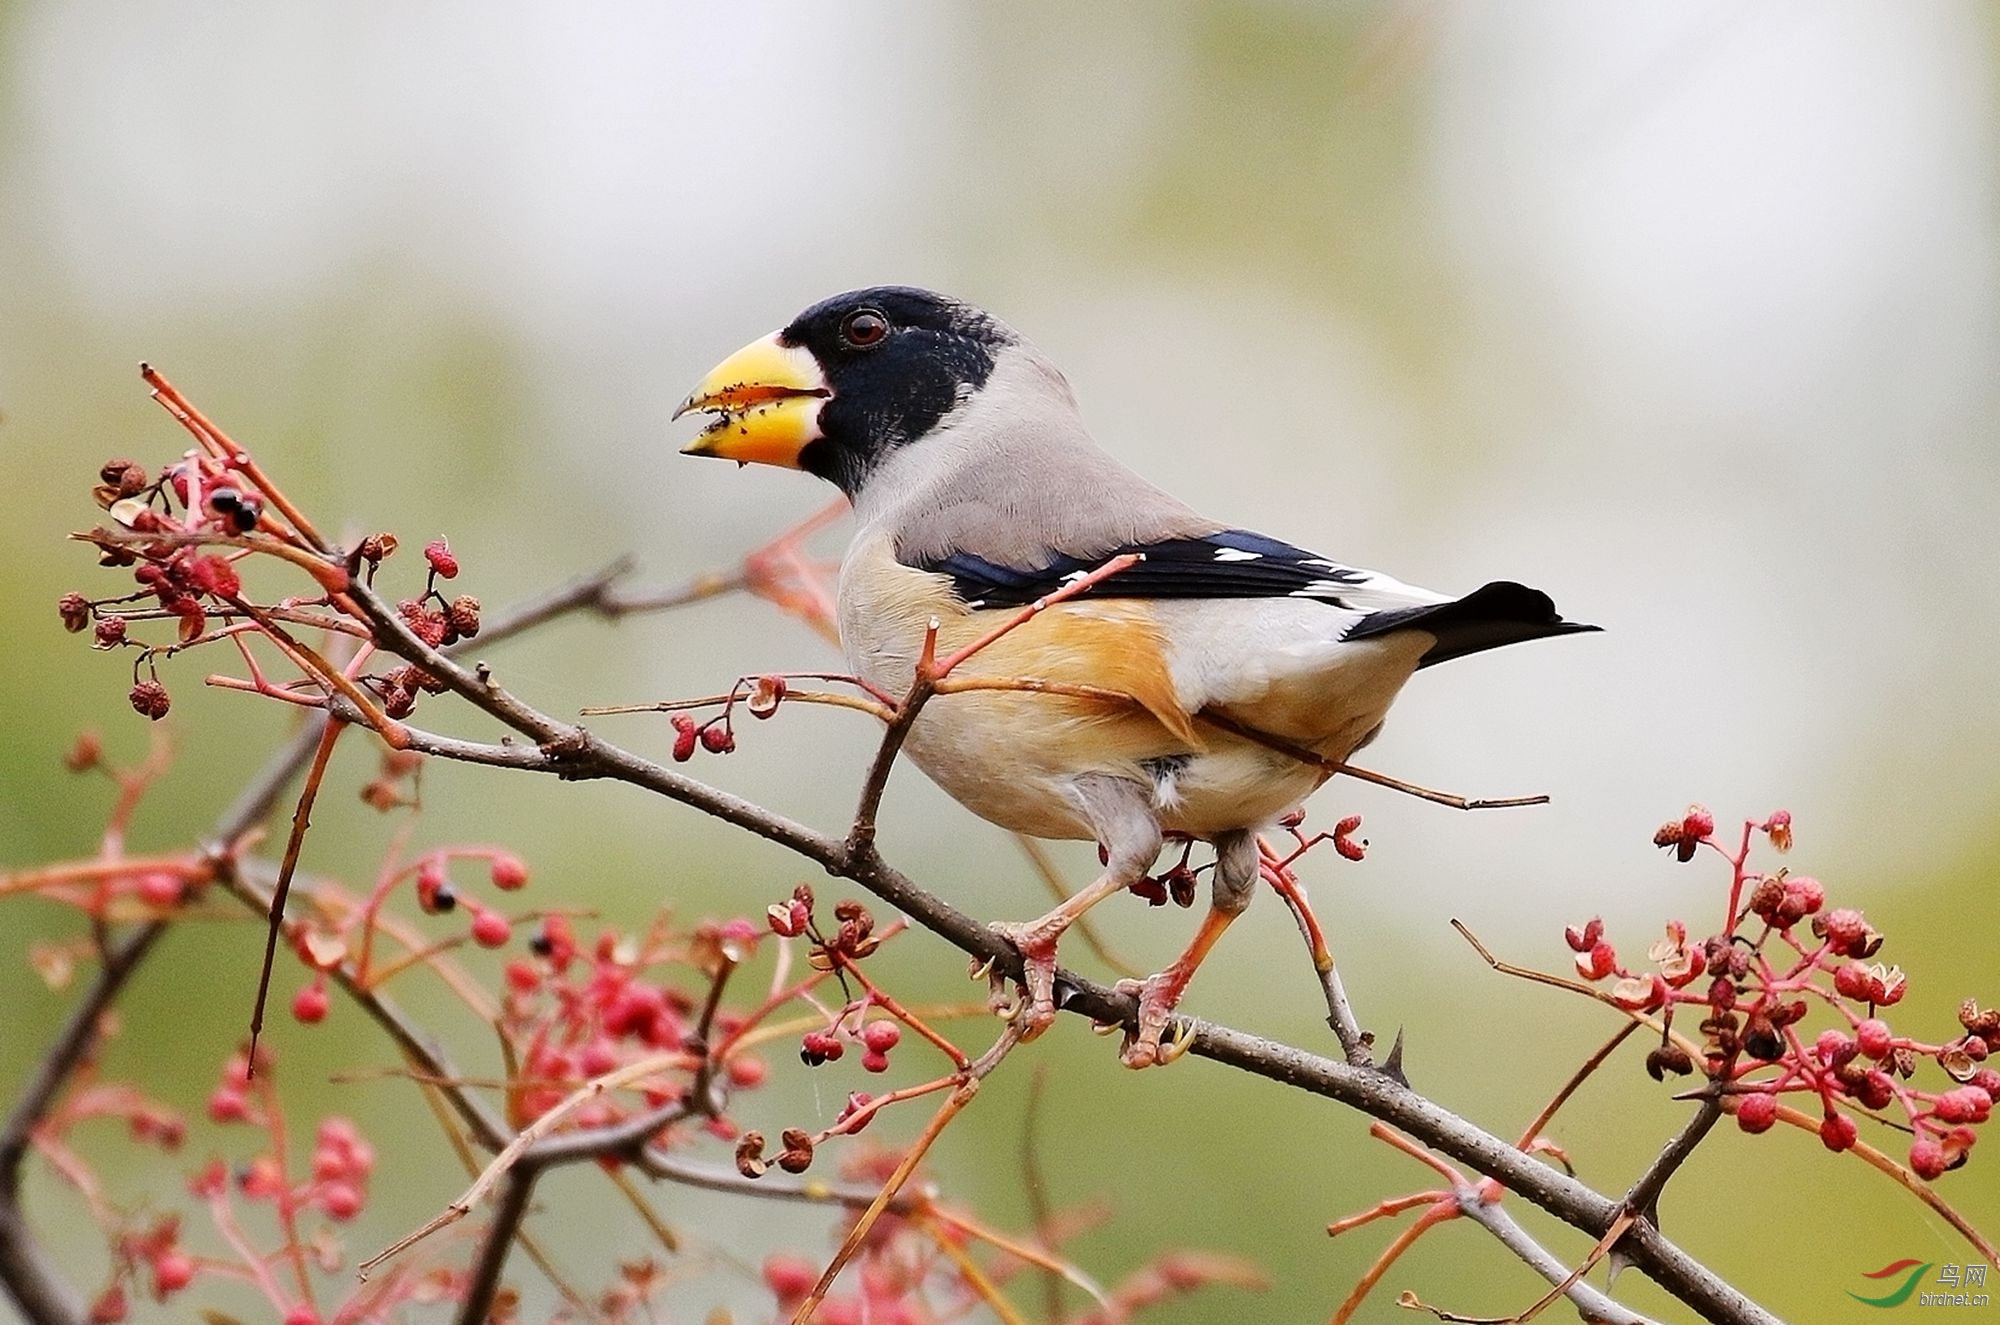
[991,775,1160,1041]
[1116,830,1259,1068]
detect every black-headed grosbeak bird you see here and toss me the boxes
[678,287,1595,1066]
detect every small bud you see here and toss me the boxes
[861,1050,891,1073]
[423,538,459,579]
[319,1182,363,1220]
[1910,1137,1948,1180]
[470,910,512,948]
[128,680,171,720]
[489,854,528,890]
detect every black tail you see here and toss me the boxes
[1345,581,1599,669]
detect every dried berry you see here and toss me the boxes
[129,680,171,721]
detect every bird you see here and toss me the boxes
[675,286,1596,1067]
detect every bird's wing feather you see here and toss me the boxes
[915,528,1451,614]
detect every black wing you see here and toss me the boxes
[919,529,1378,609]
[914,529,1598,668]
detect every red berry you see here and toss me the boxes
[1736,1092,1778,1134]
[700,724,735,754]
[672,726,698,762]
[1819,1113,1858,1152]
[151,1251,196,1296]
[1815,1030,1855,1067]
[764,1253,818,1302]
[1834,963,1872,1000]
[470,910,511,948]
[861,1022,902,1053]
[1681,805,1716,839]
[489,854,529,890]
[727,1055,768,1088]
[206,1088,249,1124]
[1936,1086,1992,1125]
[861,1050,891,1074]
[135,872,184,906]
[423,538,459,579]
[1856,1018,1893,1059]
[319,1181,363,1220]
[1910,1137,1948,1179]
[1783,876,1824,917]
[291,982,329,1025]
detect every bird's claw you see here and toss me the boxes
[988,919,1060,1040]
[1113,972,1193,1069]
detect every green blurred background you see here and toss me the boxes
[3,3,1998,1322]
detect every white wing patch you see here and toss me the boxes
[1213,547,1264,562]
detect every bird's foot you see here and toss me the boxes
[1113,971,1196,1069]
[987,918,1065,1040]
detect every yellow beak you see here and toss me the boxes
[675,332,829,469]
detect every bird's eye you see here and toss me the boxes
[840,309,889,348]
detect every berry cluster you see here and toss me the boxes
[1567,806,1994,1179]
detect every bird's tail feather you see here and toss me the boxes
[1345,580,1599,668]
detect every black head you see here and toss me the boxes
[678,287,1016,496]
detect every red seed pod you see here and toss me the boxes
[700,723,735,754]
[423,538,459,579]
[861,1050,891,1074]
[1564,917,1605,953]
[672,724,698,762]
[93,616,128,648]
[184,554,241,599]
[1910,1137,1948,1179]
[747,674,787,718]
[861,1021,902,1054]
[1763,809,1794,852]
[764,1253,817,1303]
[489,854,529,890]
[1856,1019,1894,1059]
[1735,1092,1778,1134]
[318,1182,364,1220]
[129,680,171,720]
[59,592,92,632]
[446,594,481,639]
[1681,804,1716,840]
[99,458,149,497]
[470,910,512,948]
[291,982,330,1025]
[150,1250,196,1297]
[1819,1113,1859,1152]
